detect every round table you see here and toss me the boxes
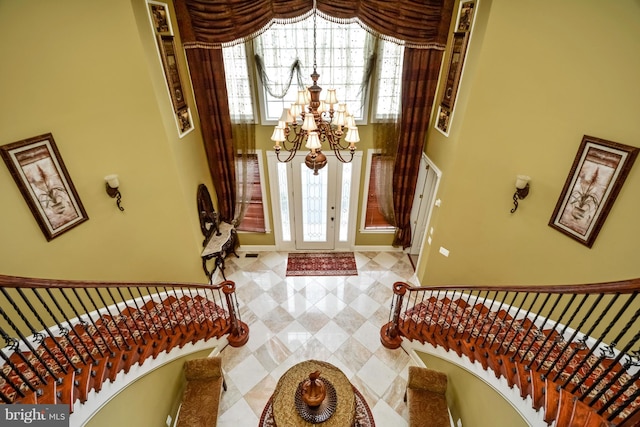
[270,360,356,427]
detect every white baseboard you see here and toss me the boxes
[235,245,276,252]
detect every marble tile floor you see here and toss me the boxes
[215,251,420,426]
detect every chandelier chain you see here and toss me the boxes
[313,0,317,73]
[270,1,359,174]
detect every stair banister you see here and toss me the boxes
[380,281,410,349]
[0,273,249,410]
[381,278,640,427]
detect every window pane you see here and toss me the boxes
[277,162,291,241]
[373,40,403,120]
[300,163,328,242]
[339,163,352,242]
[236,154,266,232]
[365,154,394,230]
[223,43,254,121]
[255,15,372,122]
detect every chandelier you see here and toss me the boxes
[270,6,359,175]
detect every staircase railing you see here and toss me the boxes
[381,279,640,427]
[0,274,249,409]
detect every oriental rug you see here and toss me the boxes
[285,252,358,277]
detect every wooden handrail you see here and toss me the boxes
[390,277,640,294]
[0,274,249,408]
[382,277,640,427]
[0,274,218,291]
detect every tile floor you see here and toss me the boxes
[215,251,419,426]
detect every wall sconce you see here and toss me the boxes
[510,175,530,213]
[104,174,124,211]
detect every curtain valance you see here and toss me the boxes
[175,0,454,49]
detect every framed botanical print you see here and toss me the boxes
[1,133,89,241]
[549,135,638,247]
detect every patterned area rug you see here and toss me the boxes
[286,252,358,277]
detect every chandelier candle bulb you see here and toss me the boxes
[279,108,293,123]
[345,127,360,144]
[345,115,355,128]
[290,103,302,118]
[325,89,338,105]
[302,113,318,131]
[271,127,285,143]
[297,90,308,106]
[305,132,322,150]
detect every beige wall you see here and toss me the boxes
[420,0,640,285]
[417,351,529,427]
[85,348,214,427]
[0,0,212,283]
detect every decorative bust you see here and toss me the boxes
[301,371,326,407]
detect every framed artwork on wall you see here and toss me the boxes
[148,1,173,36]
[436,107,451,134]
[158,35,187,112]
[441,31,469,110]
[435,0,475,136]
[1,133,89,241]
[147,1,193,137]
[457,1,476,32]
[177,107,193,136]
[549,135,638,247]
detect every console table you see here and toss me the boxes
[201,221,238,281]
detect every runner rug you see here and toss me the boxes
[285,252,358,277]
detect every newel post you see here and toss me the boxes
[221,281,249,347]
[380,282,410,349]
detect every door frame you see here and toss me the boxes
[266,151,362,252]
[409,153,441,259]
[291,154,338,251]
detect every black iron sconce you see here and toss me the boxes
[510,175,530,213]
[104,174,124,211]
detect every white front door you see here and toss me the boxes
[267,152,362,251]
[291,155,338,250]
